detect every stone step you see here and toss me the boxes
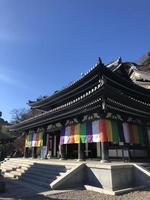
[8,159,73,167]
[20,165,67,175]
[7,171,23,178]
[1,165,15,169]
[16,168,66,179]
[3,172,17,179]
[1,164,30,169]
[16,168,27,173]
[7,159,73,168]
[1,167,18,173]
[141,166,150,171]
[19,176,50,189]
[1,163,31,168]
[3,168,66,181]
[17,179,50,193]
[19,172,55,183]
[29,163,68,170]
[59,171,67,176]
[22,169,61,179]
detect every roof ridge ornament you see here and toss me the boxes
[118,57,122,64]
[97,57,103,65]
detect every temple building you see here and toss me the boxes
[10,58,150,162]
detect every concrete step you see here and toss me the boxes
[1,167,18,173]
[19,170,59,179]
[7,171,23,177]
[16,168,27,173]
[8,158,73,165]
[19,172,54,183]
[59,172,67,176]
[141,165,150,171]
[20,166,67,175]
[1,163,31,169]
[17,179,50,193]
[29,163,68,170]
[5,167,67,180]
[19,176,50,189]
[3,172,17,179]
[14,167,68,179]
[5,159,73,169]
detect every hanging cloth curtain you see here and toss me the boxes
[137,125,144,145]
[99,119,107,142]
[92,120,100,143]
[29,132,33,147]
[80,123,86,143]
[105,119,113,142]
[70,125,75,144]
[142,126,148,146]
[128,124,135,144]
[86,121,93,143]
[74,124,80,143]
[38,132,43,147]
[117,121,125,143]
[25,134,30,147]
[32,133,36,147]
[60,128,65,145]
[111,120,120,143]
[122,122,130,143]
[64,126,71,144]
[132,124,138,144]
[34,133,39,147]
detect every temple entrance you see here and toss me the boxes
[66,144,78,159]
[64,142,101,159]
[47,132,60,158]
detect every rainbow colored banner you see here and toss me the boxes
[25,131,33,147]
[25,131,44,148]
[59,119,146,145]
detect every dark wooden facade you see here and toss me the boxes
[10,58,150,162]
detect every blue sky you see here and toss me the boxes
[0,0,150,121]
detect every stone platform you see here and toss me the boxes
[1,158,150,195]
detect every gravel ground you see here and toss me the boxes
[0,179,49,200]
[1,179,150,200]
[48,189,150,200]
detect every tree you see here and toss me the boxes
[139,51,150,72]
[10,108,43,124]
[0,112,9,132]
[10,108,32,123]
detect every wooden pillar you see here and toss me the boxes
[31,147,34,158]
[78,143,84,161]
[96,142,101,158]
[24,148,27,158]
[101,142,109,163]
[85,142,88,157]
[60,145,66,159]
[100,91,110,163]
[53,135,57,157]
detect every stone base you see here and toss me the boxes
[77,159,85,162]
[59,158,67,160]
[100,159,110,163]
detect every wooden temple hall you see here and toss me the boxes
[10,58,150,162]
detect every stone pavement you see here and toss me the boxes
[1,178,150,200]
[0,178,50,200]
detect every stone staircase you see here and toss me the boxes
[140,163,150,172]
[0,158,74,190]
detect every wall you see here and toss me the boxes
[86,164,134,191]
